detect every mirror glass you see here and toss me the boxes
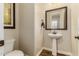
[45,7,67,30]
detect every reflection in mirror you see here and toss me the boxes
[45,7,67,30]
[51,15,60,29]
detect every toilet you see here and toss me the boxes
[4,39,24,56]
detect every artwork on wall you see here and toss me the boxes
[4,3,15,29]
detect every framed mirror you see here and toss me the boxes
[45,7,67,30]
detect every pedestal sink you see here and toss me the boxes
[48,33,62,56]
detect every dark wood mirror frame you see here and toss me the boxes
[45,6,67,30]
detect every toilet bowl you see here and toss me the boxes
[4,39,24,56]
[5,50,24,56]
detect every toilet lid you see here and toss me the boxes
[5,50,24,56]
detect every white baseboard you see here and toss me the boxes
[36,48,43,56]
[36,47,72,56]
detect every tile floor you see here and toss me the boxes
[39,49,67,56]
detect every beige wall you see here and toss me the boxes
[19,3,35,55]
[70,4,79,55]
[4,4,19,49]
[34,4,44,55]
[36,3,72,54]
[0,3,4,56]
[19,3,45,55]
[0,3,4,41]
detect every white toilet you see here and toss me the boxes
[4,39,24,56]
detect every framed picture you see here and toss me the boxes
[4,3,15,29]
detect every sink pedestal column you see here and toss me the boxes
[52,39,57,56]
[48,33,62,56]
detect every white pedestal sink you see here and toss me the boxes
[48,33,62,56]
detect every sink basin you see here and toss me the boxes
[48,33,62,39]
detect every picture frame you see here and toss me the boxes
[45,6,67,30]
[4,3,15,29]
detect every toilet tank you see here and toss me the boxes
[4,39,15,54]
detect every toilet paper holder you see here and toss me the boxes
[0,40,4,46]
[75,36,79,40]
